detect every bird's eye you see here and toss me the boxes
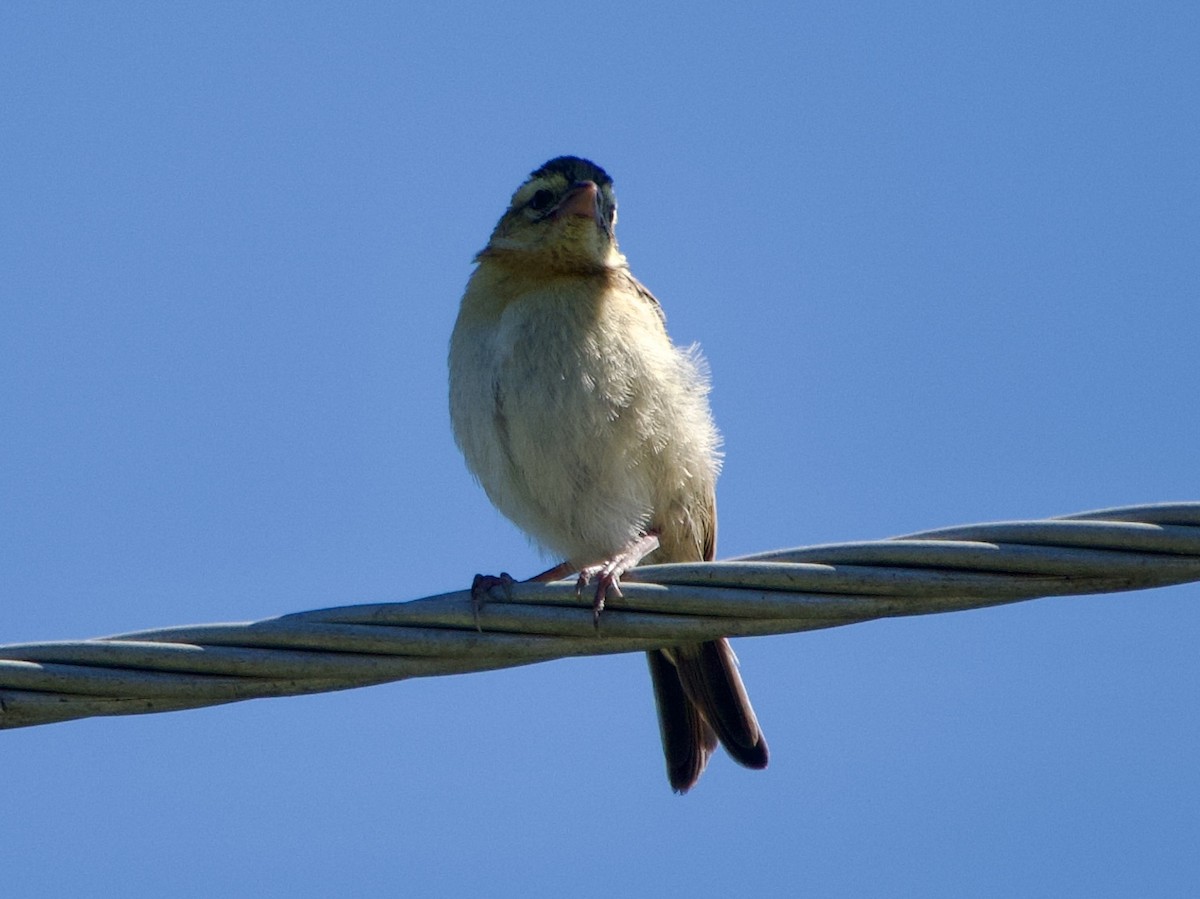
[527,189,555,212]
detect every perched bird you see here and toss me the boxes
[448,156,768,792]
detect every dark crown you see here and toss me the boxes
[530,156,613,187]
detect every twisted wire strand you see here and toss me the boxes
[3,502,1198,730]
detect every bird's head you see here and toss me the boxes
[479,156,623,273]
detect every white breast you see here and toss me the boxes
[449,274,719,567]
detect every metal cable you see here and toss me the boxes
[3,502,1198,730]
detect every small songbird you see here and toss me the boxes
[448,156,768,792]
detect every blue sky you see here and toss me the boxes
[2,3,1197,896]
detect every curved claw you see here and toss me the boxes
[576,563,625,627]
[470,572,515,631]
[574,532,661,629]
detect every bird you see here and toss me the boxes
[448,155,768,792]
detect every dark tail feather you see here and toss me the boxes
[646,649,718,793]
[672,639,769,771]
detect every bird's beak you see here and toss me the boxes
[551,181,606,232]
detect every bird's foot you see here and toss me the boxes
[575,532,661,628]
[470,571,515,631]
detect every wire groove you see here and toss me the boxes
[3,502,1196,730]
